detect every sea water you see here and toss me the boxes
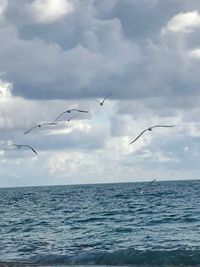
[1,180,200,266]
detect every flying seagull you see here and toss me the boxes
[130,125,175,144]
[148,178,157,186]
[8,144,38,155]
[24,122,58,134]
[140,179,157,194]
[53,109,89,122]
[92,93,112,106]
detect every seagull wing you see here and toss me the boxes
[149,178,157,186]
[41,122,58,126]
[8,144,18,149]
[52,111,68,122]
[141,179,157,193]
[102,93,112,104]
[91,98,101,104]
[151,125,175,129]
[24,125,39,134]
[4,144,18,151]
[70,109,89,113]
[130,129,149,144]
[49,122,58,125]
[21,145,38,155]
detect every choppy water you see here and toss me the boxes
[1,180,200,266]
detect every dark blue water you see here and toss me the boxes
[1,180,200,266]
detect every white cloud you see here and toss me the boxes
[140,149,178,163]
[0,79,12,101]
[189,48,200,58]
[46,152,73,174]
[184,122,200,137]
[29,0,74,24]
[163,10,200,33]
[0,0,7,17]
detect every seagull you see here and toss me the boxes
[53,109,89,122]
[130,125,175,144]
[92,93,112,106]
[24,122,58,134]
[8,144,38,155]
[148,178,157,186]
[140,179,157,194]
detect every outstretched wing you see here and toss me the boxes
[130,129,148,144]
[22,145,38,155]
[52,111,68,122]
[149,178,157,186]
[102,93,112,104]
[71,109,89,113]
[141,179,157,194]
[24,122,58,133]
[24,125,39,134]
[152,125,175,129]
[91,98,101,104]
[5,144,37,155]
[42,122,58,126]
[7,144,18,149]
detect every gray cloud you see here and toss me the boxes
[0,0,199,102]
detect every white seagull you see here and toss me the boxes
[8,144,38,155]
[53,109,89,122]
[140,179,157,194]
[24,122,58,134]
[130,125,175,144]
[148,178,157,186]
[92,93,112,106]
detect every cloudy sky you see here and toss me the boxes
[1,0,200,187]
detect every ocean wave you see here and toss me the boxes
[28,248,200,266]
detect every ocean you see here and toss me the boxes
[1,180,200,266]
